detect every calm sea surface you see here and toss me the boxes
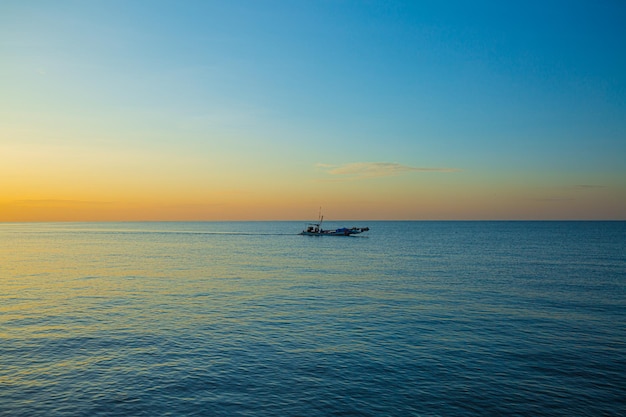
[1,221,625,416]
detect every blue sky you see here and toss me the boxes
[1,0,625,220]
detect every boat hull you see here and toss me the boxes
[299,227,369,236]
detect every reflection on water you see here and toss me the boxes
[1,222,625,416]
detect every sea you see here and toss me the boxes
[1,221,624,416]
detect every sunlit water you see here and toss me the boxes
[1,221,625,416]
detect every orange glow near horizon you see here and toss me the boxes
[2,175,625,221]
[1,137,625,221]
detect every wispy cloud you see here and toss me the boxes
[13,199,112,207]
[317,162,459,180]
[532,197,576,202]
[573,184,606,190]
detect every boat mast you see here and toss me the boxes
[318,206,323,231]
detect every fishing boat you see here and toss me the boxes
[299,211,369,236]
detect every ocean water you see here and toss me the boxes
[1,221,625,416]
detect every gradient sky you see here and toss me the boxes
[2,0,625,220]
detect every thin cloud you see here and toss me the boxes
[532,197,575,202]
[317,162,459,180]
[573,184,606,190]
[13,199,112,207]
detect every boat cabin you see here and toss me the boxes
[306,224,321,233]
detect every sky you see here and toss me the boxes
[1,0,625,221]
